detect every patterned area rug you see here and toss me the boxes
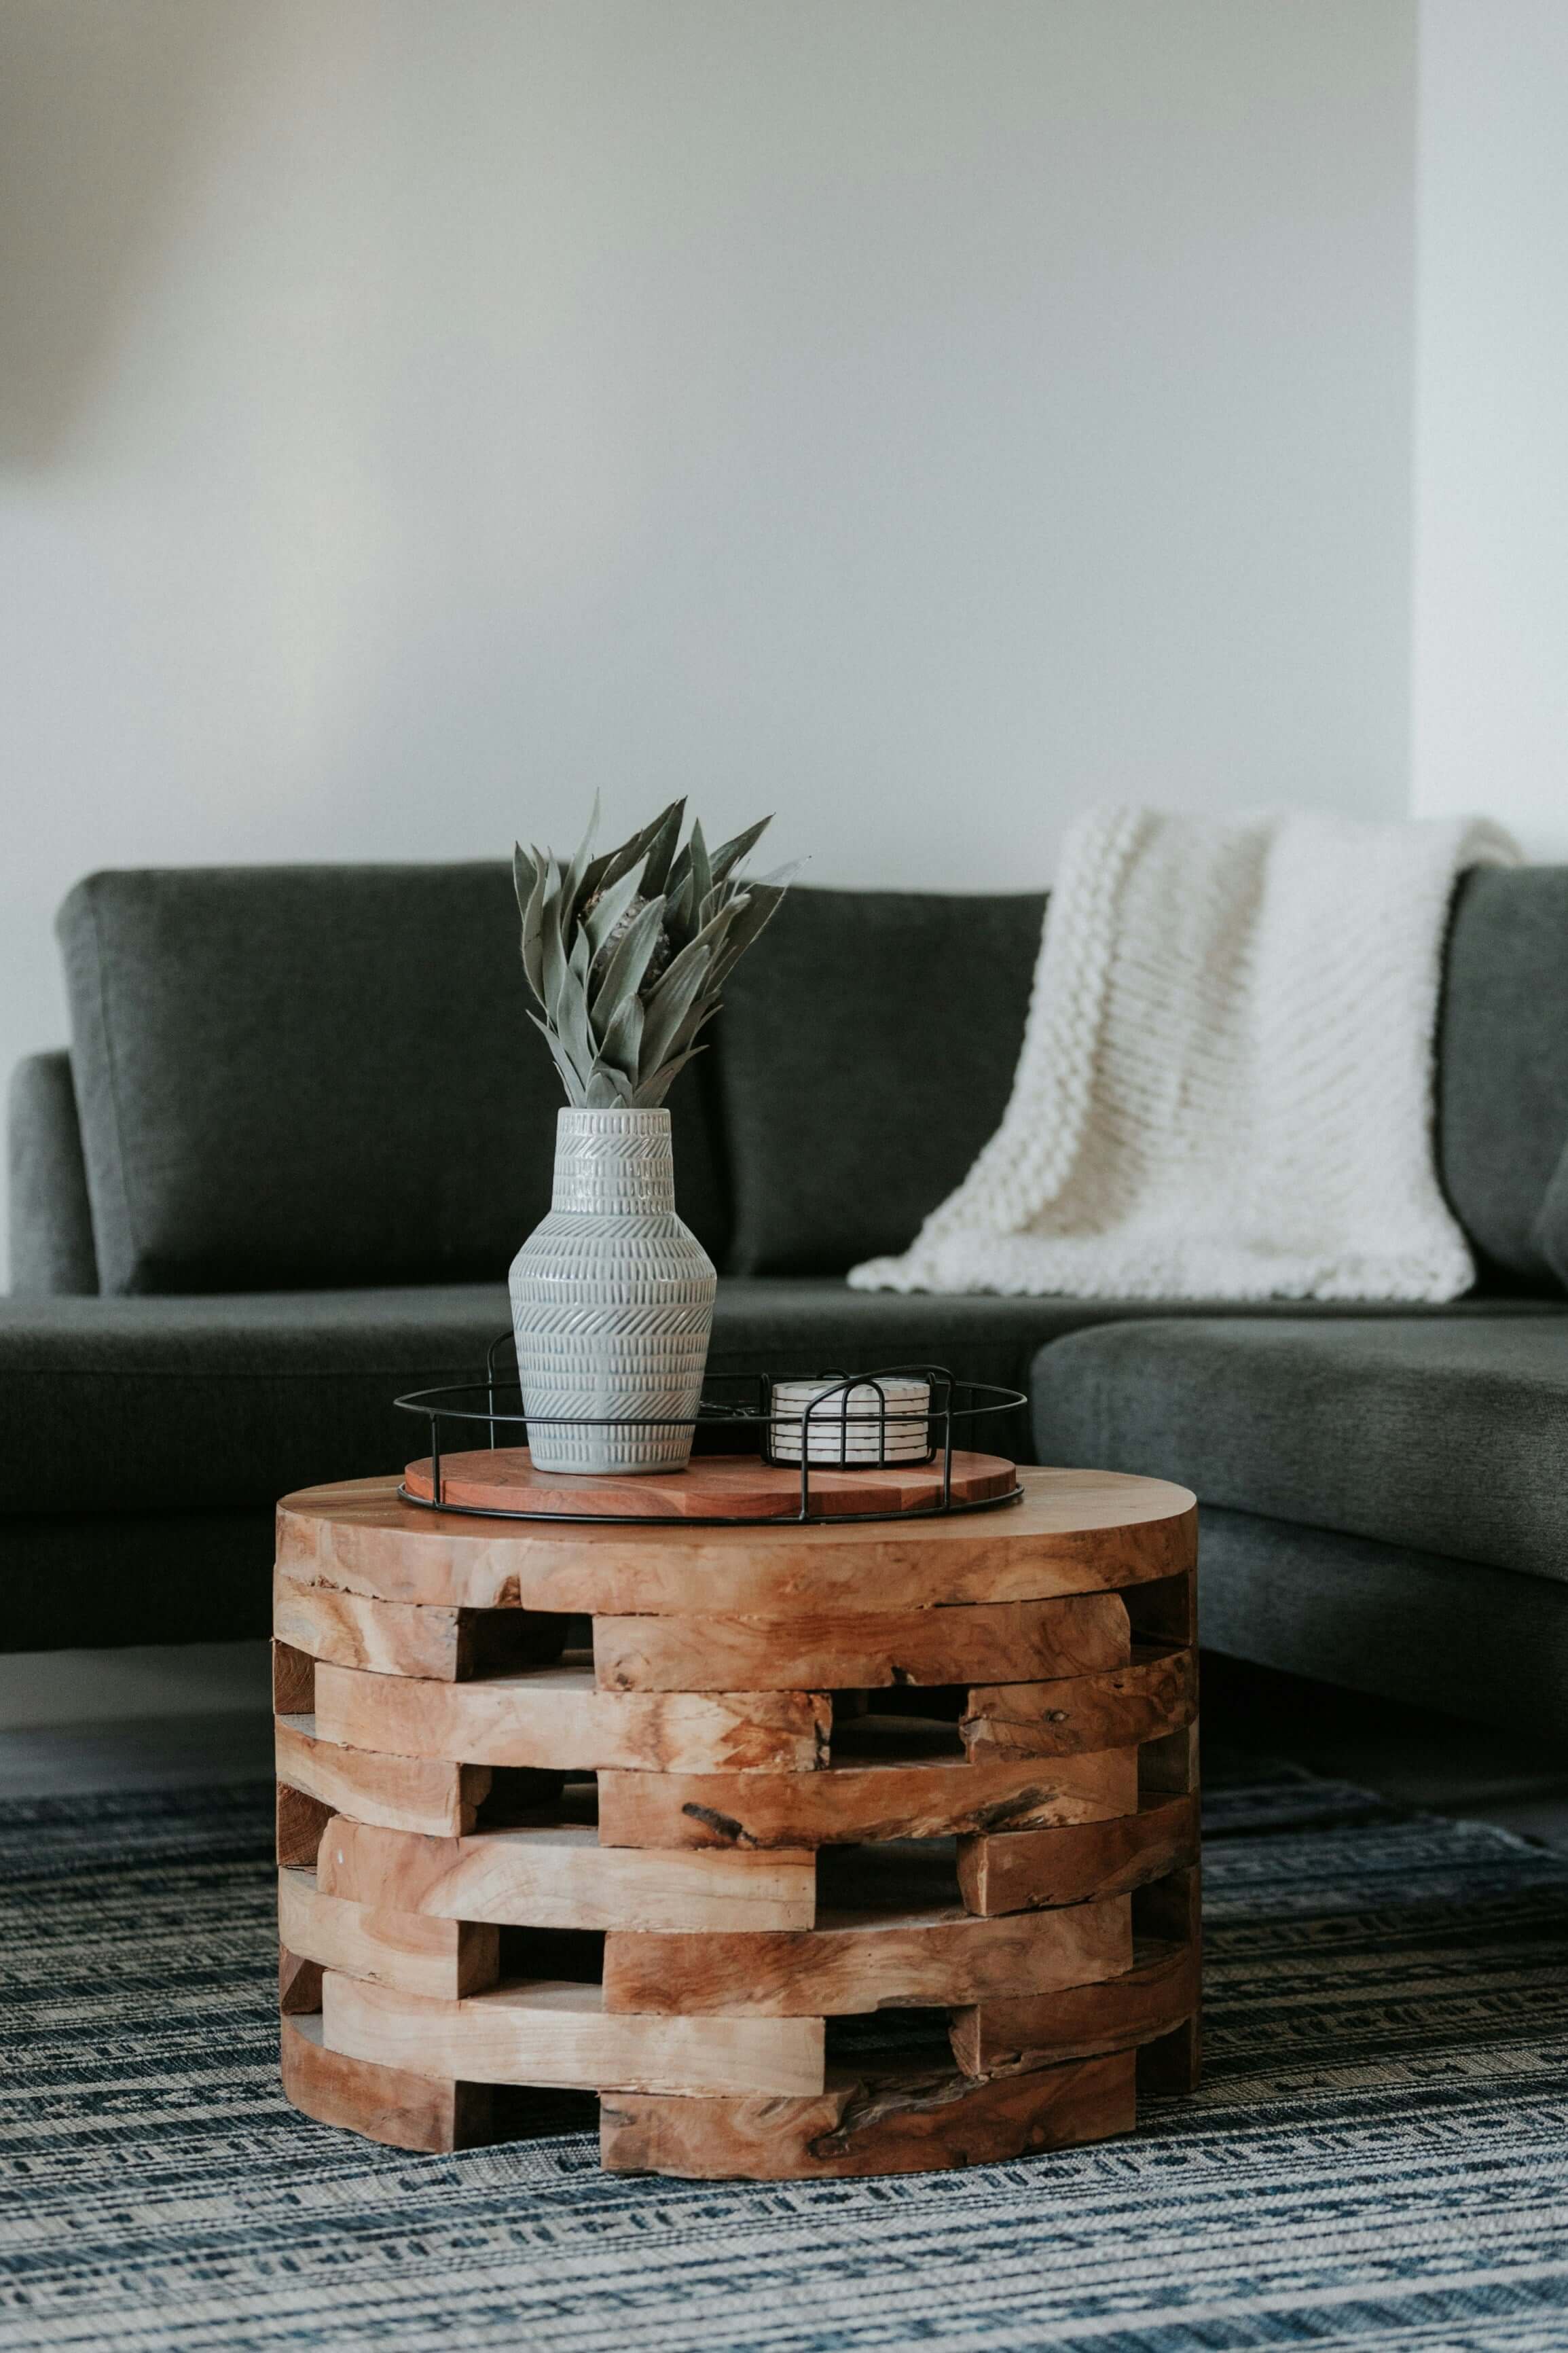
[0,1770,1565,2352]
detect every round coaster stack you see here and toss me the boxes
[272,1467,1201,2180]
[767,1375,932,1465]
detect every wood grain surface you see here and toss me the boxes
[1139,1717,1201,1797]
[278,1943,323,2017]
[276,1781,334,1871]
[312,1658,831,1776]
[274,1573,568,1682]
[595,1746,1139,1850]
[591,1590,1129,1693]
[276,1469,1196,1615]
[321,1973,826,2098]
[600,2048,1136,2180]
[317,1816,818,1932]
[949,1938,1200,2076]
[962,1647,1197,1759]
[957,1795,1199,1916]
[276,1714,492,1839]
[280,2011,495,2152]
[277,1868,500,2000]
[601,1892,1131,2015]
[272,1639,314,1715]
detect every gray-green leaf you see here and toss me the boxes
[589,892,666,1032]
[708,814,771,884]
[634,1042,707,1106]
[583,863,645,963]
[640,801,685,899]
[639,942,711,1075]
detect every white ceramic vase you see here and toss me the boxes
[509,1107,716,1475]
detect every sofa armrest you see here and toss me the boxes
[7,1052,99,1295]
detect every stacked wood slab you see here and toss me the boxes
[274,1467,1200,2179]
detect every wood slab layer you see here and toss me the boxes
[278,1868,500,1999]
[272,1640,314,1714]
[275,1469,1196,1615]
[602,1892,1131,2015]
[1139,2013,1203,2096]
[1124,1568,1199,1649]
[322,1972,826,2098]
[1140,1719,1201,1797]
[279,1943,323,2016]
[403,1446,1015,1519]
[312,1659,830,1776]
[950,1939,1200,2076]
[1132,1864,1202,2094]
[957,1795,1199,1916]
[592,1591,1129,1693]
[274,1573,566,1682]
[280,2011,494,2151]
[276,1714,491,1839]
[600,2047,1136,2180]
[962,1647,1197,1760]
[596,1747,1139,1850]
[318,1816,817,1933]
[277,1780,334,1870]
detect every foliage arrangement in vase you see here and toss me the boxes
[510,799,784,1475]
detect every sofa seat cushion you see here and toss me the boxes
[0,1286,514,1515]
[1030,1315,1568,1584]
[1195,1504,1568,1742]
[710,1285,1559,1440]
[5,1284,1562,1522]
[0,1280,1073,1515]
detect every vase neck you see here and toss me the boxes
[551,1107,675,1216]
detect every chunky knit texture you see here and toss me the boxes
[851,808,1518,1302]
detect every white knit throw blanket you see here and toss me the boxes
[851,808,1519,1303]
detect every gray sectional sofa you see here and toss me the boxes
[6,862,1568,1740]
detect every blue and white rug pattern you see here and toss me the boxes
[0,1772,1563,2352]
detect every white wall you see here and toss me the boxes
[1410,1,1568,857]
[1,0,1419,1263]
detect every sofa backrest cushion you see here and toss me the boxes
[712,885,1045,1276]
[56,857,1568,1300]
[58,865,729,1295]
[1439,864,1568,1287]
[716,865,1568,1290]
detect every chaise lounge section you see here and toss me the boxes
[1032,1315,1568,1742]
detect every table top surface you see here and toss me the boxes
[276,1465,1197,1615]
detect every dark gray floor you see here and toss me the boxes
[1199,1652,1568,1849]
[1,1645,1564,1849]
[0,1637,273,1795]
[0,1710,276,1797]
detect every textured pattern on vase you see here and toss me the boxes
[509,1109,715,1475]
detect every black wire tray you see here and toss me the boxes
[394,1348,1027,1526]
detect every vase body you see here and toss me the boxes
[509,1107,716,1475]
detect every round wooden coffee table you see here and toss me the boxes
[273,1465,1200,2179]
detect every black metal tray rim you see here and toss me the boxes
[392,1357,1028,1527]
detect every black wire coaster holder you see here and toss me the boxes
[395,1347,1027,1526]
